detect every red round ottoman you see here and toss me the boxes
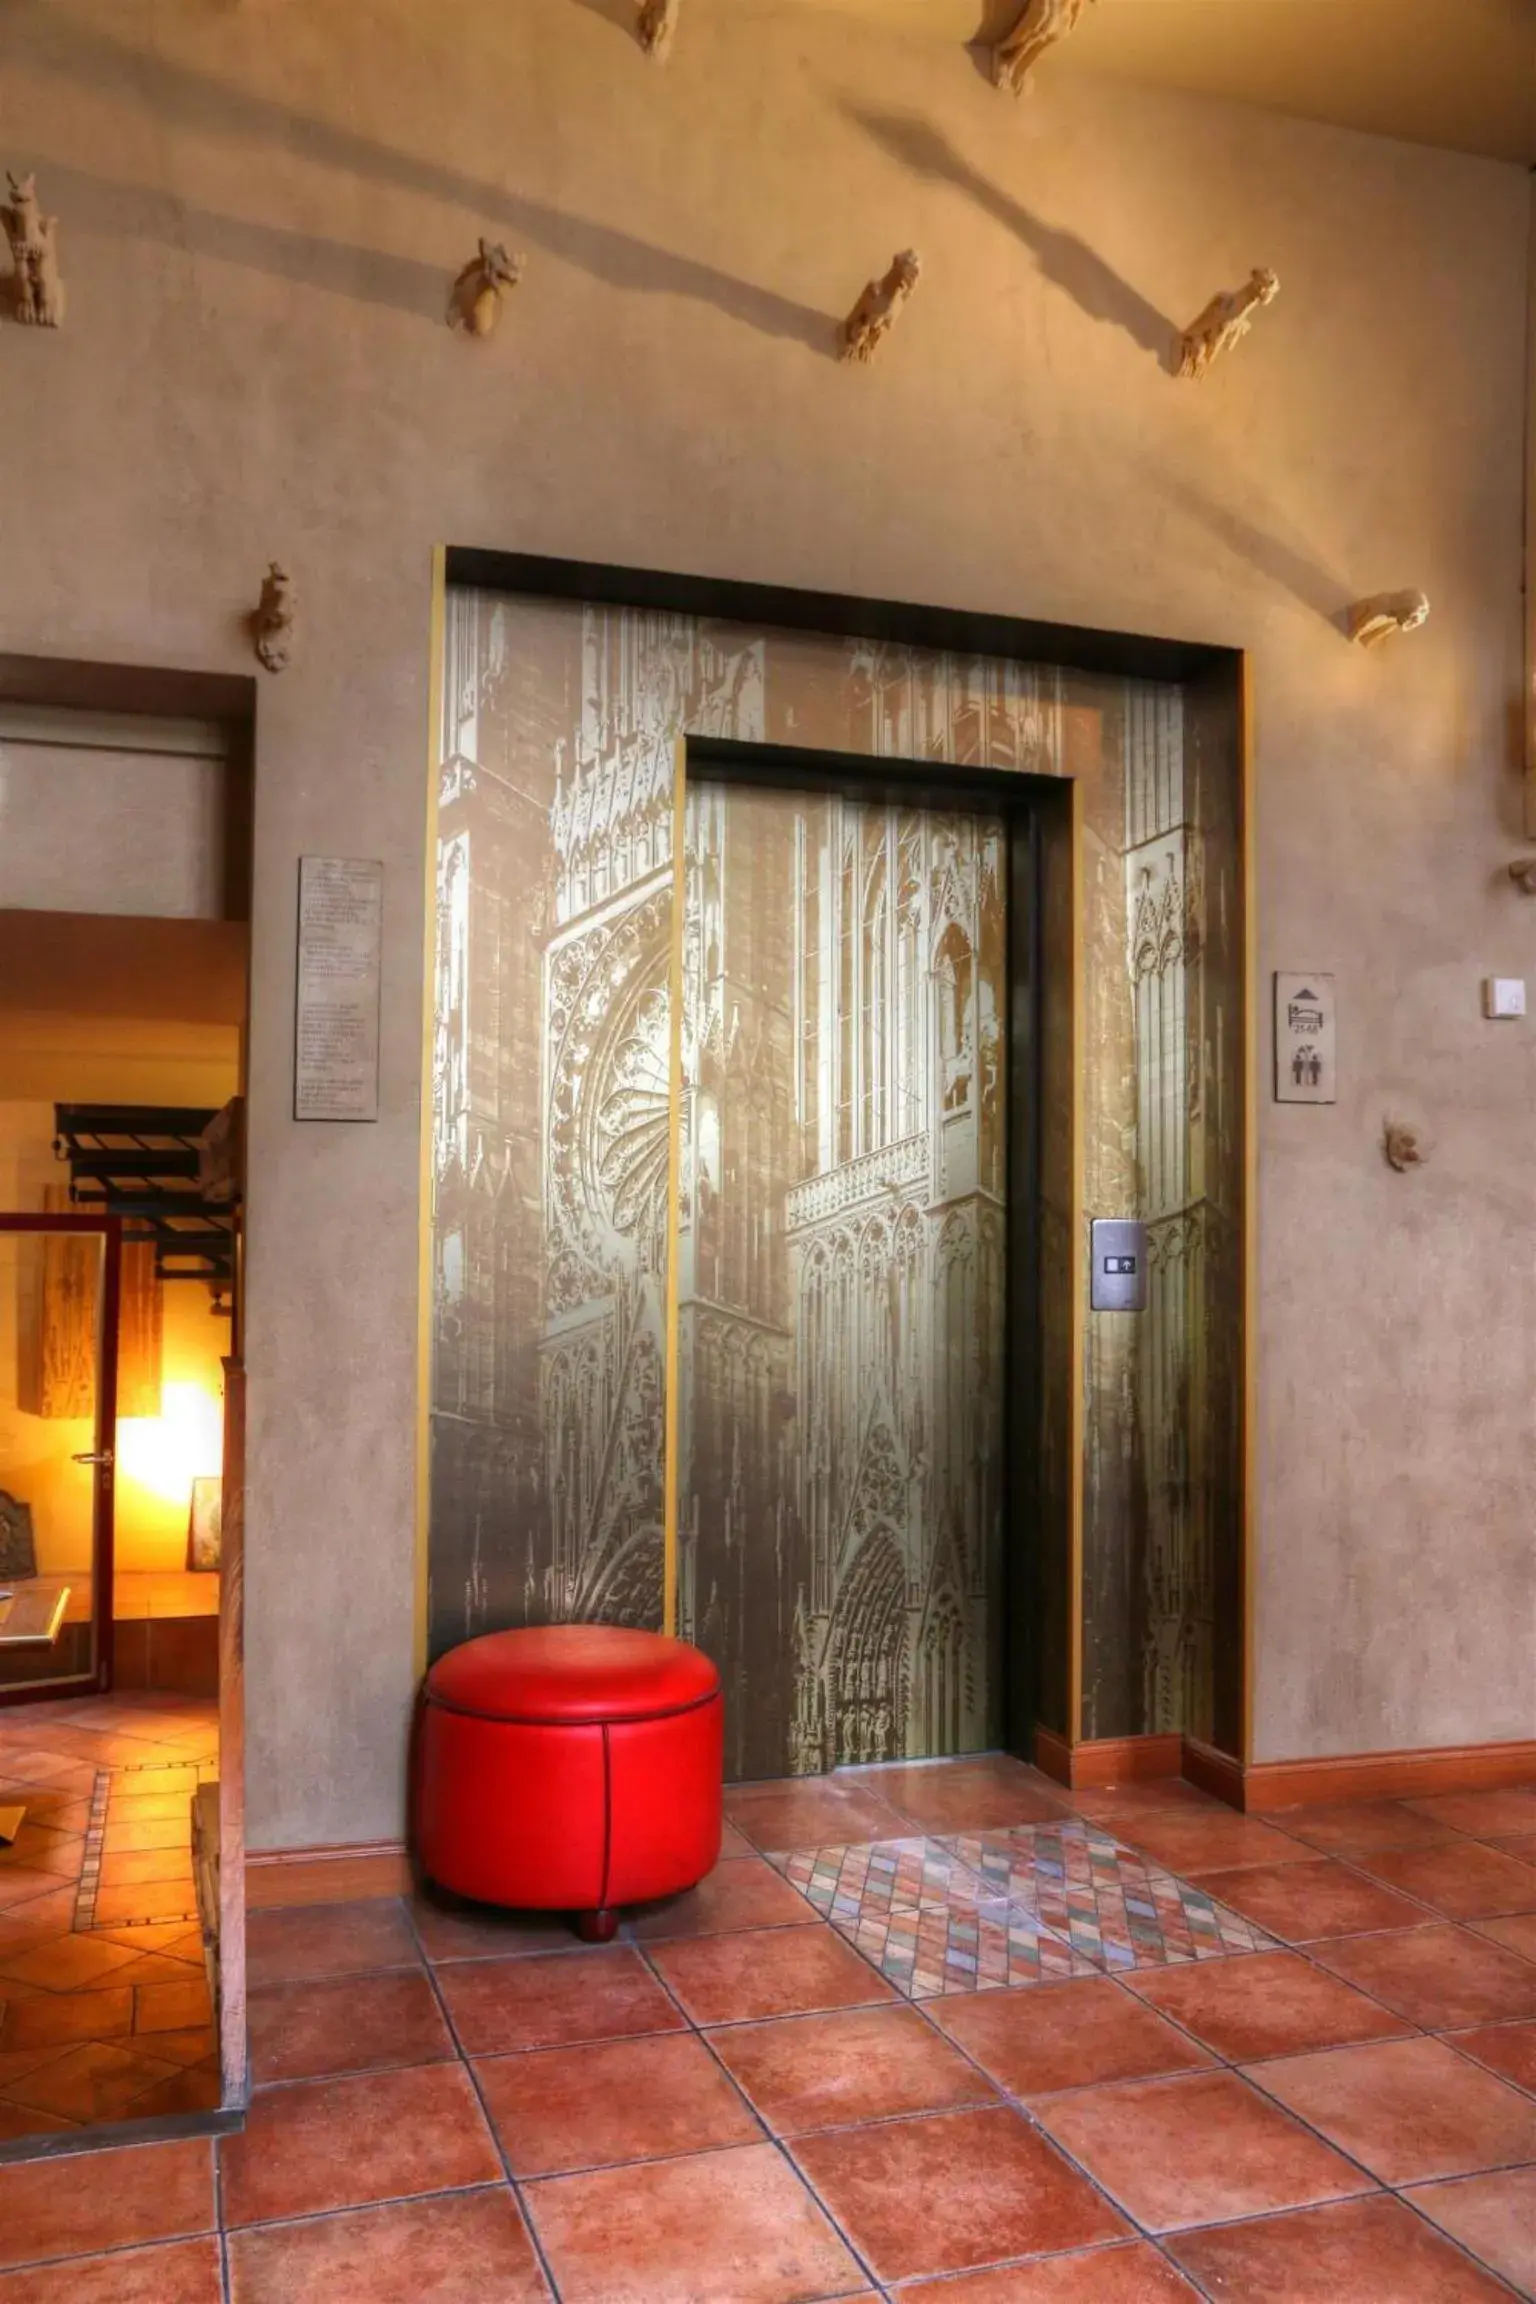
[415,1624,723,1941]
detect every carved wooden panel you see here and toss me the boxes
[117,1241,163,1419]
[17,1192,160,1420]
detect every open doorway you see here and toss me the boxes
[0,674,251,2152]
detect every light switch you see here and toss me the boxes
[1483,978,1526,1019]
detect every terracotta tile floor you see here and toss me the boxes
[0,1694,219,2143]
[0,1756,1531,2299]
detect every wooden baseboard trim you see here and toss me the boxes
[1033,1726,1183,1791]
[246,1840,411,1908]
[1181,1736,1245,1809]
[1240,1737,1536,1813]
[1032,1726,1072,1788]
[1033,1730,1536,1816]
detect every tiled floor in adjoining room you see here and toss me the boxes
[0,1694,219,2139]
[0,1757,1533,2300]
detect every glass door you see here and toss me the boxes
[0,1214,119,1701]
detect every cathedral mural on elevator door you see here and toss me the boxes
[678,784,1006,1777]
[429,587,1241,1777]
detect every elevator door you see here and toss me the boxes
[677,781,1008,1780]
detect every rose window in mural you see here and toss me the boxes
[544,890,672,1314]
[592,981,672,1263]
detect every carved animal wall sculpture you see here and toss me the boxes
[447,240,524,339]
[991,0,1095,97]
[253,563,296,673]
[1508,859,1536,896]
[1383,1120,1423,1173]
[636,0,679,59]
[2,172,64,327]
[1175,267,1279,381]
[840,250,922,365]
[1348,590,1431,648]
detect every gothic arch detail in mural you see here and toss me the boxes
[677,787,1006,1777]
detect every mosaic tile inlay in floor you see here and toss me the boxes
[772,1817,1275,1997]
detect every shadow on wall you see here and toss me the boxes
[15,8,837,353]
[26,6,1355,631]
[567,0,645,33]
[25,165,453,326]
[838,99,1351,630]
[838,99,1178,369]
[1144,466,1353,632]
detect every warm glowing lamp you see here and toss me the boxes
[115,1379,223,1508]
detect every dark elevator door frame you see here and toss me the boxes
[683,736,1061,1766]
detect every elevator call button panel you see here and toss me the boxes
[1091,1219,1148,1313]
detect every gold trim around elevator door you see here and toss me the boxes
[661,737,688,1639]
[1239,652,1259,1768]
[413,543,448,1683]
[1068,774,1087,1746]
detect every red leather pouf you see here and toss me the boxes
[415,1624,723,1941]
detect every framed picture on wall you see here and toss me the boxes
[187,1477,223,1573]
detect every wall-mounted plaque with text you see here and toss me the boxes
[1274,970,1336,1104]
[294,856,383,1121]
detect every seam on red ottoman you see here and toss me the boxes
[422,1689,721,1730]
[599,1721,613,1912]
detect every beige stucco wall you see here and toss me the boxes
[2,2,1530,1841]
